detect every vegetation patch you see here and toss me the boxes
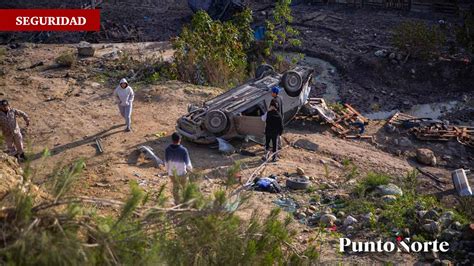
[0,157,318,265]
[353,172,390,197]
[173,10,252,88]
[456,8,474,53]
[392,21,445,59]
[55,52,76,67]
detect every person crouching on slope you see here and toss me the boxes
[262,99,284,162]
[114,78,134,132]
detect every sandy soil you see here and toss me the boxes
[0,42,468,264]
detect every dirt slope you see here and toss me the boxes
[0,42,464,264]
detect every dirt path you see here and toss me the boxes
[0,42,462,264]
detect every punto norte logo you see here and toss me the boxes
[339,238,449,253]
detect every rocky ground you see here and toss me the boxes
[1,42,473,264]
[0,1,473,264]
[2,1,472,117]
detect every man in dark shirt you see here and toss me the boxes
[271,86,284,150]
[165,132,193,176]
[271,86,284,120]
[262,100,284,162]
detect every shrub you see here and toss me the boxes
[111,53,177,84]
[392,21,445,59]
[263,0,301,56]
[55,52,76,67]
[354,172,390,197]
[173,10,253,88]
[456,8,474,53]
[0,157,318,265]
[0,47,6,60]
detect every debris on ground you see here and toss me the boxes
[300,98,373,140]
[251,176,282,193]
[452,169,472,196]
[95,138,104,154]
[216,137,236,155]
[286,176,310,190]
[138,145,164,167]
[387,112,474,149]
[273,197,299,213]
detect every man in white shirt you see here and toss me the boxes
[113,78,135,132]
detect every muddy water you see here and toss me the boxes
[281,53,472,122]
[365,101,463,120]
[280,53,341,102]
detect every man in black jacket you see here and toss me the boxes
[262,99,284,162]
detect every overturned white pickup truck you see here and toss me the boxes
[176,65,315,144]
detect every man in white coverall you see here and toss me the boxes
[114,78,135,132]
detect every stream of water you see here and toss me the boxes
[283,53,470,121]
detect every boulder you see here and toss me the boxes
[376,183,403,197]
[381,195,398,203]
[416,148,437,166]
[294,139,318,152]
[424,250,439,261]
[374,49,388,57]
[295,211,307,220]
[398,137,412,147]
[0,152,24,198]
[451,221,463,231]
[423,210,440,221]
[320,214,337,226]
[296,167,305,176]
[423,221,441,235]
[439,211,454,228]
[440,229,461,241]
[0,152,45,202]
[343,215,358,227]
[441,260,452,266]
[77,41,95,57]
[417,210,428,219]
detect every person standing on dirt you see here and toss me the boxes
[114,78,134,132]
[271,86,284,150]
[262,99,284,162]
[165,132,193,177]
[0,100,30,160]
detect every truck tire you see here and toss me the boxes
[255,64,274,79]
[286,176,309,190]
[282,70,303,97]
[204,110,228,134]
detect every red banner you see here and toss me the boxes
[0,9,101,32]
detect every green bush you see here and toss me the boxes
[263,0,301,56]
[392,21,445,59]
[55,52,76,67]
[173,10,253,88]
[456,8,474,53]
[0,47,6,60]
[354,172,390,197]
[0,158,318,265]
[105,53,177,85]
